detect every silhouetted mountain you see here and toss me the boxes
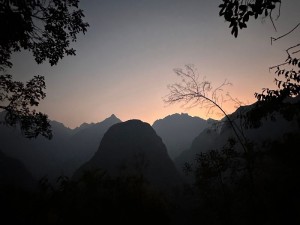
[152,113,211,159]
[0,150,35,190]
[74,120,183,190]
[175,98,300,175]
[66,114,122,174]
[0,114,121,182]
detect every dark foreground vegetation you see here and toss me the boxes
[1,131,299,225]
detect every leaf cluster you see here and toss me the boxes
[0,74,52,139]
[0,0,89,70]
[219,0,281,37]
[255,57,300,102]
[244,55,300,128]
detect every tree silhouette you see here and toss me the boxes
[0,0,89,139]
[165,65,260,222]
[162,3,300,223]
[164,64,248,152]
[218,0,300,126]
[245,57,300,129]
[0,74,52,139]
[165,64,299,224]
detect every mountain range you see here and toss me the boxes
[175,101,300,176]
[152,113,213,159]
[0,113,121,182]
[1,98,299,189]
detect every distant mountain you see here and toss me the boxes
[175,99,300,175]
[0,114,121,182]
[74,120,183,190]
[152,113,212,159]
[71,122,95,135]
[0,119,77,181]
[0,150,35,190]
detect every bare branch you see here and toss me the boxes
[165,65,231,112]
[269,9,277,32]
[164,64,248,153]
[271,23,300,45]
[287,43,300,56]
[269,26,300,70]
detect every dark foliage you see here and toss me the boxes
[219,0,281,37]
[0,0,88,139]
[256,58,300,102]
[0,170,173,225]
[186,133,300,225]
[0,74,52,139]
[0,0,89,70]
[244,56,300,128]
[218,0,300,127]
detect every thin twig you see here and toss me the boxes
[269,9,277,32]
[271,23,300,45]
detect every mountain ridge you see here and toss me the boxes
[174,98,300,176]
[73,119,183,190]
[152,113,212,159]
[0,114,122,181]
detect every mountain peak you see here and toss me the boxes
[74,119,182,189]
[102,114,121,124]
[109,114,117,119]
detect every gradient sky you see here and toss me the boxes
[9,0,300,128]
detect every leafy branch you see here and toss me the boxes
[0,74,52,139]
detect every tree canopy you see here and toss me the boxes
[0,0,89,139]
[0,0,88,70]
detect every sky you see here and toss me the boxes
[9,0,300,129]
